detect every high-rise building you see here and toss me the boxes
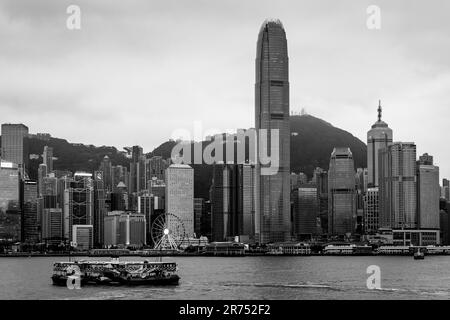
[119,212,146,247]
[314,168,329,234]
[194,198,205,237]
[42,174,59,209]
[255,19,291,243]
[104,211,146,247]
[138,193,154,244]
[166,164,194,237]
[72,224,93,250]
[211,163,255,242]
[21,180,39,243]
[363,187,379,234]
[241,163,255,238]
[367,102,393,187]
[292,184,320,240]
[442,178,450,202]
[1,124,29,172]
[129,146,145,194]
[93,171,107,247]
[104,211,121,247]
[43,146,53,172]
[356,168,368,193]
[417,154,440,229]
[145,156,168,187]
[37,164,48,197]
[110,182,127,212]
[379,142,417,229]
[42,208,63,245]
[63,172,94,242]
[440,201,450,245]
[211,164,235,242]
[112,165,128,192]
[0,161,21,243]
[148,178,166,211]
[328,148,356,236]
[99,155,113,192]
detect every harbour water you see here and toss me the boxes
[0,256,449,300]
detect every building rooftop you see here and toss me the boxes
[169,163,192,169]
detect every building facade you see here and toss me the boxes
[367,102,393,187]
[165,164,194,237]
[379,142,417,229]
[363,187,379,234]
[1,124,29,172]
[0,162,21,243]
[255,19,291,243]
[328,148,356,236]
[417,154,440,229]
[292,185,319,239]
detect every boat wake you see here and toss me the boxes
[223,282,339,291]
[372,287,449,297]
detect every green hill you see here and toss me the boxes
[2,114,367,200]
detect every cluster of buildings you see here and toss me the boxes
[1,19,449,252]
[290,102,448,246]
[0,124,197,251]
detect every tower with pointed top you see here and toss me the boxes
[367,101,393,187]
[255,19,291,243]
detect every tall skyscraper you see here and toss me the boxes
[292,184,320,240]
[379,142,417,229]
[99,155,113,192]
[211,164,236,242]
[43,146,53,172]
[145,156,168,187]
[417,154,440,229]
[442,178,450,201]
[194,198,205,237]
[21,180,39,243]
[1,124,29,172]
[129,146,145,194]
[367,102,393,187]
[165,164,194,237]
[63,172,94,242]
[211,163,255,242]
[363,187,379,234]
[314,167,329,234]
[255,19,291,243]
[37,163,48,197]
[112,165,128,192]
[42,208,63,245]
[104,211,146,247]
[93,171,107,247]
[328,148,356,236]
[0,161,21,243]
[72,224,93,250]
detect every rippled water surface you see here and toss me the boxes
[0,256,449,299]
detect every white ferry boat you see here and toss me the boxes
[51,258,180,286]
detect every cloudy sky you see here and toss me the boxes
[1,0,449,178]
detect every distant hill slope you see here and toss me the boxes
[289,114,367,175]
[150,115,367,199]
[24,137,130,180]
[1,115,367,200]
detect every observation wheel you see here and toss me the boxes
[151,213,186,250]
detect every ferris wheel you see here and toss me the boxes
[151,213,186,250]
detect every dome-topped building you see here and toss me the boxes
[367,100,393,187]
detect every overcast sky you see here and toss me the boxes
[1,0,449,179]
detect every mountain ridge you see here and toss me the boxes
[1,114,367,199]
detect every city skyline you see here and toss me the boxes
[1,0,450,179]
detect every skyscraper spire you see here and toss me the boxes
[378,100,382,122]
